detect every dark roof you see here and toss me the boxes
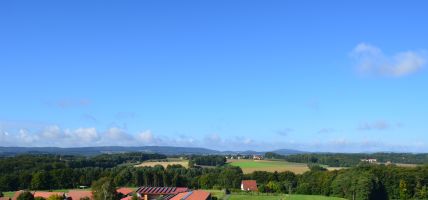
[136,187,188,195]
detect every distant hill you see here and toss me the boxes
[272,149,307,155]
[0,146,306,156]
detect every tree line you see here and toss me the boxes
[0,153,165,191]
[188,155,226,167]
[265,152,428,167]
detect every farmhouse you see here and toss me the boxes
[170,190,211,200]
[136,187,188,200]
[252,155,263,160]
[360,158,377,163]
[241,180,258,191]
[33,192,65,199]
[67,190,93,200]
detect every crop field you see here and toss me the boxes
[228,194,345,200]
[227,159,344,174]
[135,158,188,168]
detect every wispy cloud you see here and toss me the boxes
[45,98,91,108]
[317,128,336,134]
[357,120,401,131]
[115,112,136,120]
[351,43,426,77]
[276,128,294,136]
[81,114,97,123]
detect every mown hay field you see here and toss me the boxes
[227,159,344,174]
[135,158,188,168]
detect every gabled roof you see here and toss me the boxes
[136,187,188,195]
[117,188,134,195]
[67,190,93,200]
[241,180,258,191]
[170,190,210,200]
[33,192,64,199]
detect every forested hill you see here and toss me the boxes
[0,146,305,157]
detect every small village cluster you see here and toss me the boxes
[225,155,263,160]
[2,180,259,200]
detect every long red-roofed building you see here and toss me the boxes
[67,190,93,200]
[136,187,188,200]
[170,190,211,200]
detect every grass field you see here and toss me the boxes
[227,159,344,174]
[135,158,188,168]
[228,194,345,200]
[227,159,309,174]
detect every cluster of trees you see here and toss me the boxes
[0,153,165,191]
[281,153,428,167]
[244,164,428,200]
[4,153,428,200]
[188,155,226,167]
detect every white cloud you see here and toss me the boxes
[19,129,39,143]
[41,125,63,139]
[105,127,131,140]
[351,43,426,77]
[137,130,155,143]
[71,127,99,143]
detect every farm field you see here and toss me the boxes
[135,158,188,168]
[227,159,344,174]
[228,194,345,200]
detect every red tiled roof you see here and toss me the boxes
[120,196,133,200]
[241,180,258,191]
[170,190,210,200]
[33,192,64,199]
[116,188,134,195]
[136,187,188,195]
[67,190,93,200]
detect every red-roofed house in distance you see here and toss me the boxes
[67,190,93,200]
[241,180,258,191]
[170,190,211,200]
[136,187,188,200]
[33,192,64,199]
[117,188,134,196]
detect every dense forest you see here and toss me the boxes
[0,153,165,191]
[265,152,428,167]
[188,155,226,167]
[2,154,428,200]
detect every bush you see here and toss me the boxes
[17,191,34,200]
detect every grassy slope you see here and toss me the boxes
[229,194,345,200]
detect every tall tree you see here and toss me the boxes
[92,177,117,200]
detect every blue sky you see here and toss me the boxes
[1,1,428,152]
